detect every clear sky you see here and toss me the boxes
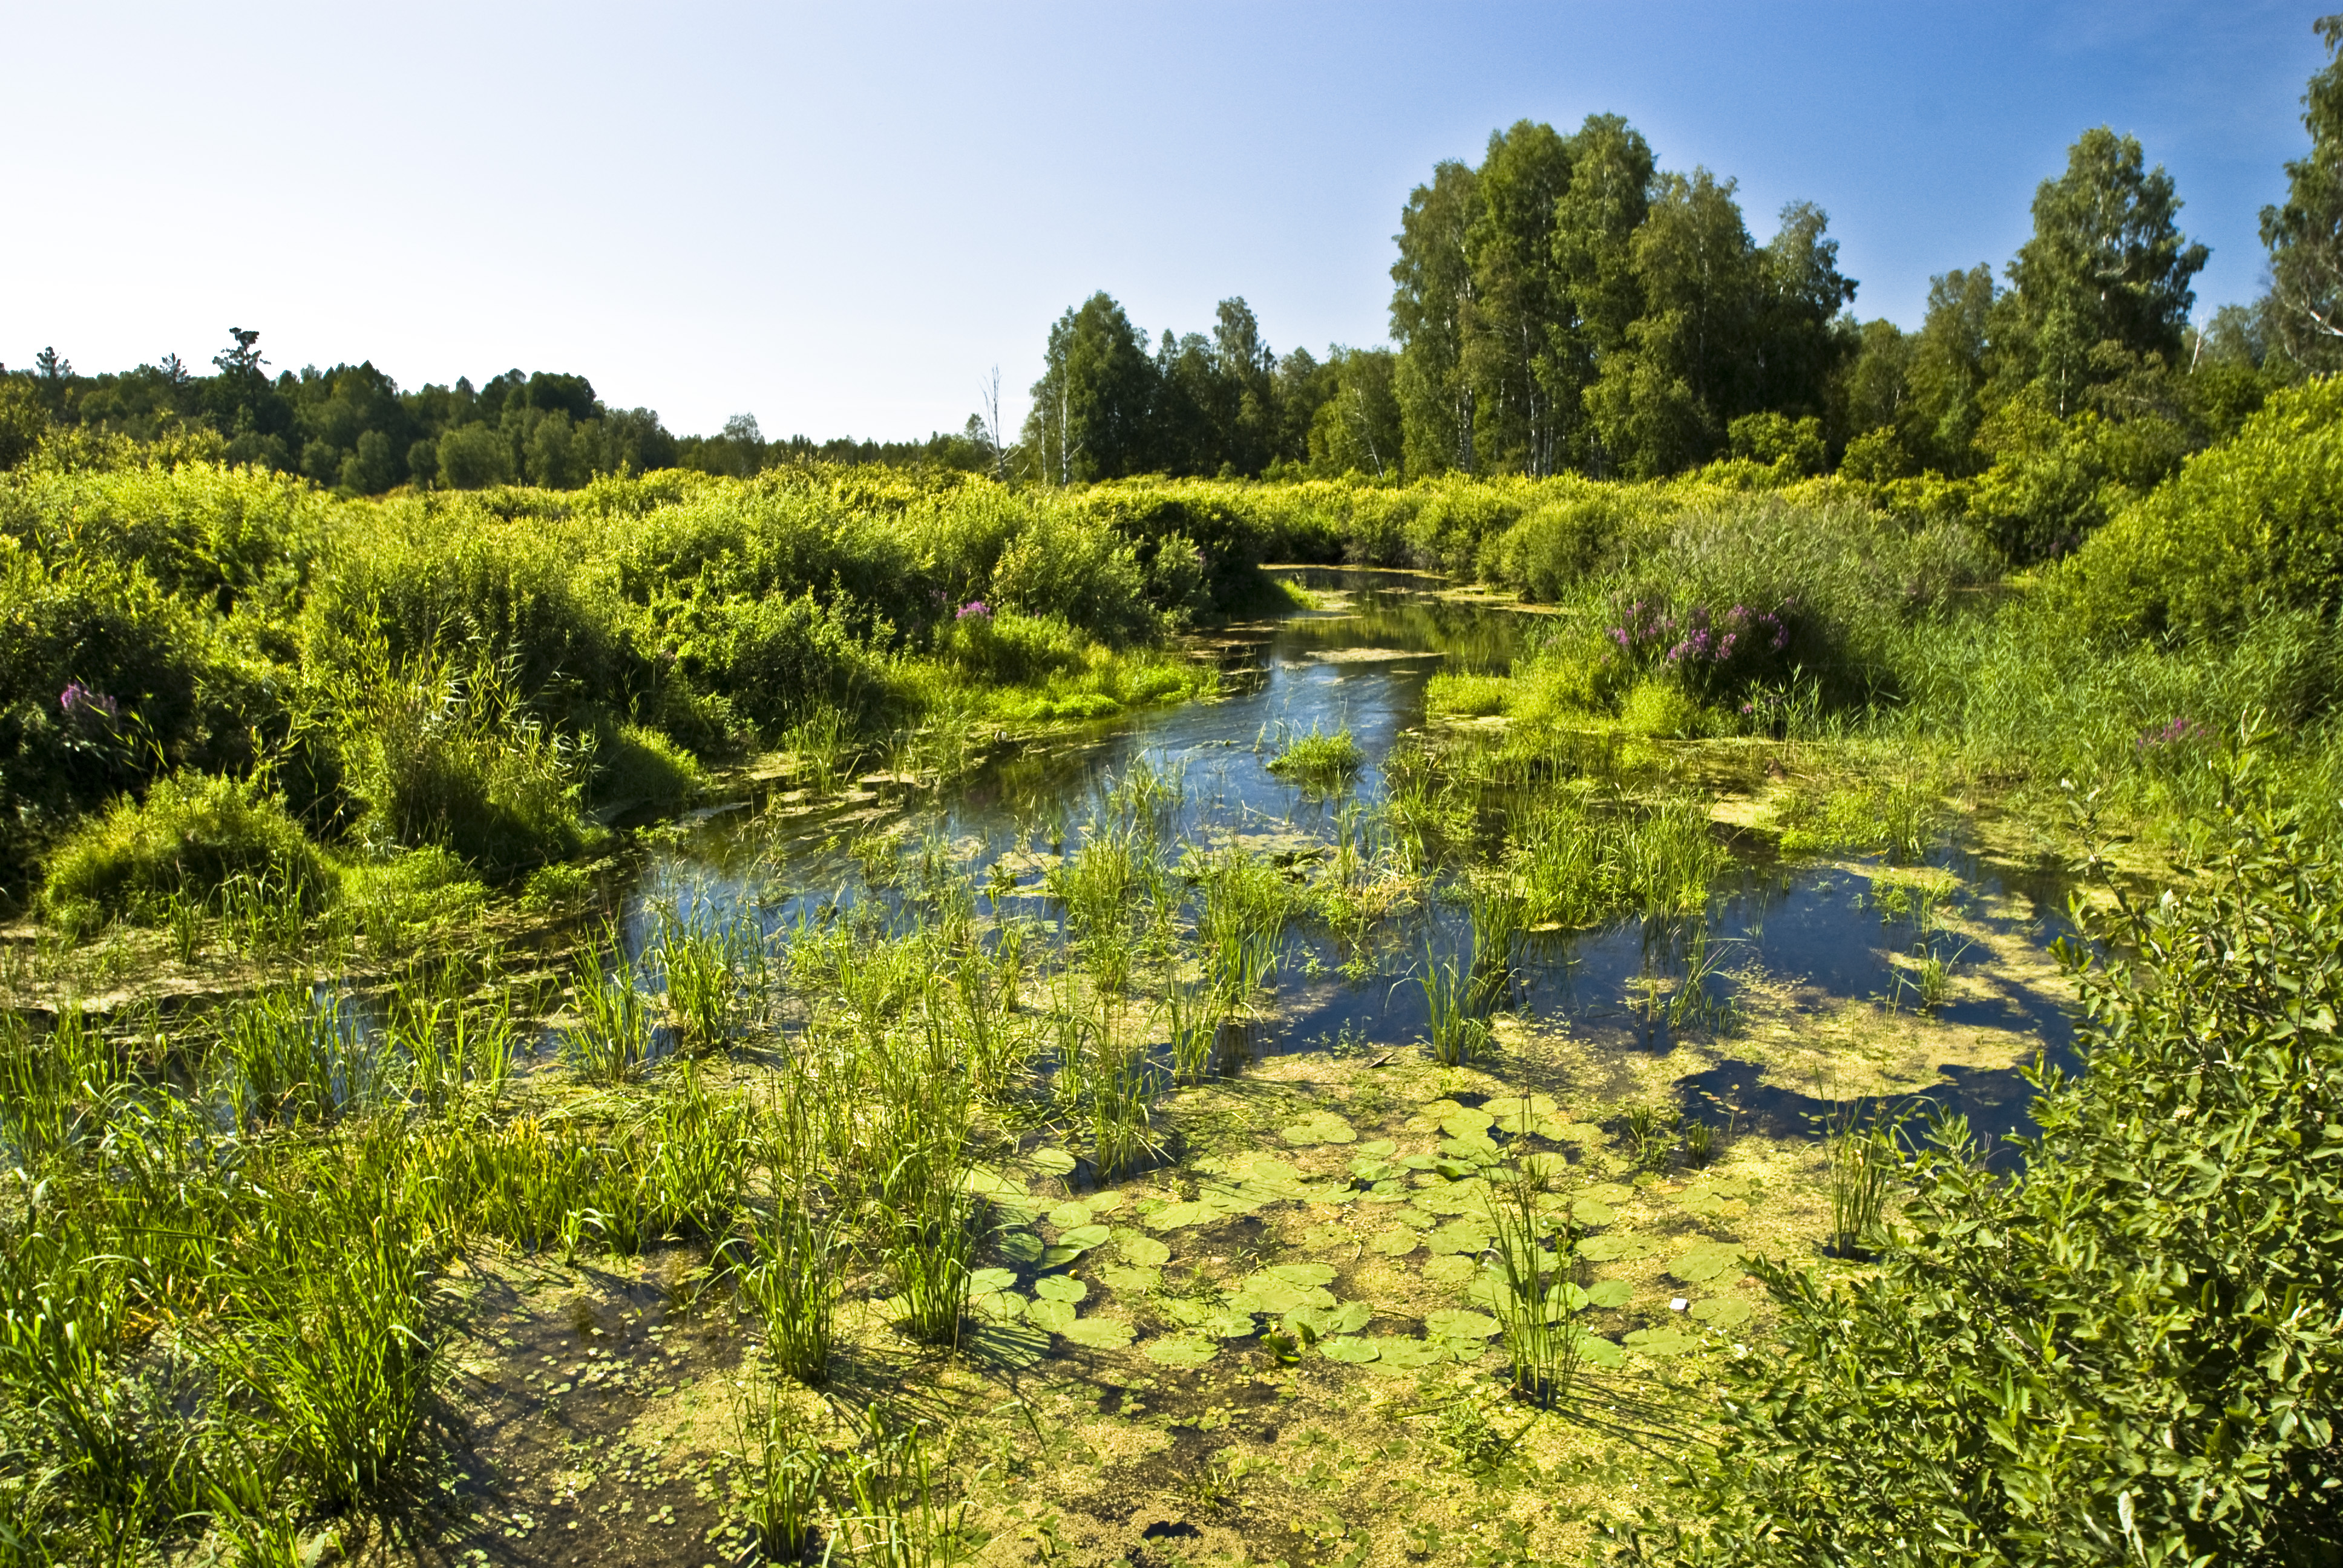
[4,2,2327,442]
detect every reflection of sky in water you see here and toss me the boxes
[628,569,2077,1147]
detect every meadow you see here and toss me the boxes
[2,378,2339,1567]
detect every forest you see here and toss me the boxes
[2,18,2342,1568]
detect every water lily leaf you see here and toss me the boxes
[965,1319,1050,1368]
[963,1166,1024,1198]
[1585,1279,1634,1309]
[1425,1218,1490,1256]
[1319,1335,1380,1363]
[1356,1138,1397,1158]
[1202,1185,1267,1214]
[1143,1334,1219,1367]
[1624,1325,1698,1357]
[1530,1118,1575,1142]
[1443,1336,1493,1360]
[1041,1247,1086,1268]
[1571,1329,1626,1369]
[1587,1183,1636,1204]
[1678,1191,1729,1218]
[1114,1232,1171,1267]
[969,1266,1019,1293]
[1228,1276,1329,1315]
[971,1290,1027,1322]
[1231,1152,1303,1183]
[1029,1148,1077,1176]
[1027,1298,1077,1332]
[1033,1275,1087,1304]
[1415,1098,1468,1123]
[1424,1308,1500,1339]
[1096,1264,1161,1293]
[1204,1308,1259,1339]
[1060,1316,1136,1350]
[1578,1233,1657,1262]
[1440,1107,1496,1138]
[1392,1206,1437,1228]
[1414,1182,1487,1217]
[1289,1300,1372,1338]
[1707,1177,1754,1200]
[1372,1336,1448,1368]
[1145,1201,1220,1230]
[1300,1222,1349,1247]
[1060,1223,1112,1249]
[1348,1158,1398,1183]
[1438,1134,1502,1163]
[1553,1122,1607,1144]
[998,1230,1044,1264]
[1668,1242,1745,1284]
[1396,1153,1438,1172]
[1421,1255,1477,1285]
[1369,1229,1419,1257]
[1267,1262,1338,1289]
[1571,1197,1619,1226]
[1690,1297,1753,1327]
[1047,1201,1093,1229]
[1280,1111,1357,1146]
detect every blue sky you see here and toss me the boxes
[4,2,2327,440]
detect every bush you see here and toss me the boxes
[43,771,329,917]
[592,723,700,816]
[991,510,1156,645]
[1624,765,2343,1566]
[333,652,588,877]
[2060,376,2343,645]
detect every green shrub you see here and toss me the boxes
[42,771,329,917]
[333,652,588,877]
[1625,766,2343,1566]
[1483,492,1633,601]
[592,723,700,815]
[1619,679,1703,738]
[2060,376,2343,645]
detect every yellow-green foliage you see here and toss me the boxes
[2057,377,2343,644]
[1620,679,1704,738]
[44,771,329,916]
[1425,670,1512,717]
[594,724,700,815]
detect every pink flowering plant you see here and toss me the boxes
[1601,594,1798,704]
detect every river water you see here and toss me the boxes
[621,569,2077,1147]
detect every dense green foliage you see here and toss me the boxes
[1622,767,2343,1567]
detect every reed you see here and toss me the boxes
[1419,949,1492,1066]
[1487,1158,1584,1408]
[566,953,652,1083]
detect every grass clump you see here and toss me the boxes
[1265,723,1365,788]
[41,770,329,920]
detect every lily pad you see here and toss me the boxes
[1289,1300,1371,1337]
[1355,1138,1397,1158]
[1422,1255,1478,1286]
[1029,1148,1078,1177]
[1668,1242,1745,1284]
[1369,1229,1420,1257]
[1267,1261,1338,1289]
[1553,1122,1607,1144]
[1041,1246,1087,1269]
[1113,1232,1171,1267]
[1571,1328,1627,1368]
[1392,1206,1438,1229]
[971,1290,1027,1322]
[1087,1189,1128,1211]
[1145,1201,1221,1230]
[1578,1233,1658,1263]
[1027,1298,1076,1332]
[1438,1134,1502,1163]
[1571,1197,1619,1226]
[1280,1111,1357,1146]
[1143,1334,1219,1367]
[1371,1336,1449,1368]
[1624,1325,1699,1357]
[1706,1176,1755,1200]
[1678,1191,1730,1218]
[997,1230,1044,1263]
[1319,1335,1380,1363]
[1061,1316,1136,1350]
[1585,1279,1634,1310]
[1586,1183,1636,1204]
[1439,1107,1496,1138]
[1300,1222,1349,1247]
[1033,1275,1087,1304]
[1690,1297,1754,1327]
[1425,1218,1490,1255]
[1047,1201,1093,1229]
[1486,1094,1560,1134]
[969,1267,1019,1293]
[1060,1223,1112,1249]
[1096,1264,1162,1293]
[1228,1275,1333,1315]
[1531,1118,1575,1142]
[1424,1308,1501,1339]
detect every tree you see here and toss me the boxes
[1306,347,1402,479]
[1585,168,1760,476]
[32,347,72,415]
[1751,201,1857,420]
[1552,114,1656,475]
[2001,128,2209,412]
[1465,120,1575,475]
[1023,293,1156,482]
[2263,15,2343,371]
[1909,264,1999,467]
[1391,160,1481,476]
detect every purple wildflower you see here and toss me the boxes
[60,682,118,722]
[957,600,992,621]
